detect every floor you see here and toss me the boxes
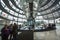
[34,24,60,40]
[0,24,60,40]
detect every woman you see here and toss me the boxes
[1,24,10,40]
[8,24,13,40]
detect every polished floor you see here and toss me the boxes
[0,24,60,40]
[34,24,60,40]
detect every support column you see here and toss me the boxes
[27,1,35,30]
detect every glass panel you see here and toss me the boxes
[53,12,59,17]
[1,12,8,18]
[14,12,18,16]
[43,15,48,19]
[8,15,13,20]
[9,10,14,15]
[35,16,43,19]
[0,10,2,15]
[14,17,17,21]
[47,14,53,18]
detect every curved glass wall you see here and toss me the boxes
[0,0,60,31]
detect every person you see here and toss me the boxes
[8,24,13,40]
[12,23,18,40]
[18,25,21,30]
[1,24,10,40]
[52,23,56,29]
[48,23,52,29]
[43,24,47,29]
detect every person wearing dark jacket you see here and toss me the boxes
[8,24,13,40]
[12,23,18,40]
[1,24,10,40]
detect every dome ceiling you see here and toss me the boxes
[0,0,60,20]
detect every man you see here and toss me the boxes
[12,23,18,40]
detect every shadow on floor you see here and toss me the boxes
[17,31,33,40]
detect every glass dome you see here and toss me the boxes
[0,0,60,30]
